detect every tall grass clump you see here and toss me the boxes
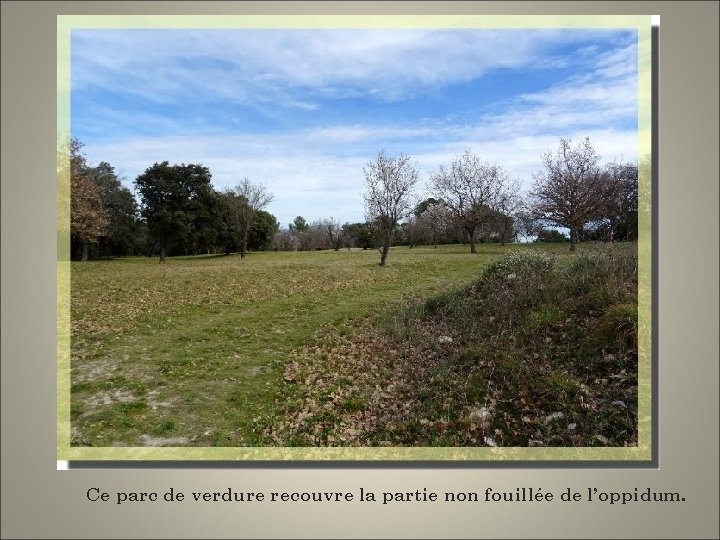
[475,250,556,319]
[563,243,638,308]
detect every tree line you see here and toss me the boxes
[68,139,277,262]
[67,137,638,264]
[361,138,637,265]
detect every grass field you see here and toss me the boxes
[69,242,636,448]
[70,244,516,446]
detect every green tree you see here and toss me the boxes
[247,210,280,251]
[357,222,378,250]
[413,197,441,217]
[534,229,568,243]
[134,162,215,263]
[340,222,377,250]
[189,187,224,256]
[87,162,139,257]
[289,216,309,233]
[216,189,241,255]
[288,215,311,250]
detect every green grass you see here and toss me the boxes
[71,243,542,447]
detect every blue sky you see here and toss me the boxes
[71,28,639,228]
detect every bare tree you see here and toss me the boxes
[492,185,522,246]
[272,228,299,251]
[431,151,513,253]
[529,138,614,251]
[417,199,453,248]
[231,178,274,258]
[303,220,325,250]
[321,217,346,251]
[513,205,540,242]
[363,150,419,266]
[401,216,423,248]
[602,161,639,241]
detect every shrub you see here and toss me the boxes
[563,244,637,306]
[477,250,556,317]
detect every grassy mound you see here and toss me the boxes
[270,243,638,447]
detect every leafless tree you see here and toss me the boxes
[492,185,522,245]
[231,178,274,258]
[602,161,639,241]
[272,229,299,251]
[529,138,615,251]
[401,216,423,248]
[321,217,346,251]
[513,205,540,242]
[417,200,453,248]
[304,220,328,250]
[431,151,513,253]
[363,150,419,266]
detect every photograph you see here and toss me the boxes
[3,2,717,539]
[61,21,651,456]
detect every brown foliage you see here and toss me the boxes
[70,139,109,244]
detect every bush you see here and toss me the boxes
[477,250,557,317]
[534,229,568,243]
[563,244,637,306]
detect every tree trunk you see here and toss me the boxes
[159,246,166,264]
[468,228,477,254]
[569,228,577,251]
[240,230,249,259]
[379,242,390,266]
[378,227,395,266]
[81,239,89,262]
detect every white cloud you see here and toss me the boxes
[72,28,626,106]
[75,28,640,228]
